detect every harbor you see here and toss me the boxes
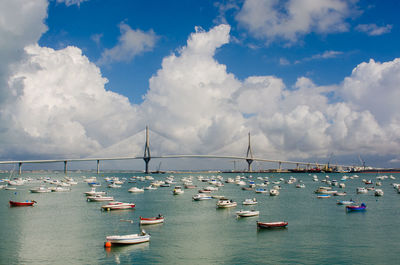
[1,171,400,264]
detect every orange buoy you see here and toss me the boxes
[104,241,112,248]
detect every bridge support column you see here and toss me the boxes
[278,161,282,172]
[97,160,100,174]
[246,159,253,172]
[19,162,22,175]
[296,163,299,170]
[64,161,67,175]
[143,126,151,174]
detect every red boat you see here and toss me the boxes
[139,215,164,225]
[257,221,288,229]
[9,200,36,207]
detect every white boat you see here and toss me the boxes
[87,195,114,202]
[296,184,305,188]
[144,185,157,190]
[106,230,150,245]
[128,187,144,193]
[173,186,184,195]
[216,198,237,208]
[192,193,212,201]
[337,200,355,205]
[50,186,71,192]
[242,198,258,205]
[108,183,122,188]
[374,189,384,196]
[269,189,280,196]
[236,209,259,217]
[101,202,136,210]
[140,215,164,225]
[30,186,51,193]
[356,187,368,194]
[255,188,268,193]
[84,188,106,196]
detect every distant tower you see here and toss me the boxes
[246,132,254,172]
[143,126,151,174]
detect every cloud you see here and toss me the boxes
[56,0,88,6]
[296,50,343,63]
[97,22,158,65]
[355,23,393,36]
[236,0,356,44]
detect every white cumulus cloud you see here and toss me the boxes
[236,0,355,44]
[98,22,158,65]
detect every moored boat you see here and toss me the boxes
[9,200,36,207]
[346,203,366,212]
[140,215,164,225]
[337,200,355,205]
[30,186,51,193]
[257,221,288,229]
[128,187,144,193]
[216,198,237,208]
[87,195,114,202]
[236,209,259,217]
[101,202,136,211]
[192,193,212,200]
[374,189,384,196]
[106,230,150,245]
[269,189,279,196]
[173,186,184,195]
[242,198,257,205]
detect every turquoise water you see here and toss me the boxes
[1,172,400,264]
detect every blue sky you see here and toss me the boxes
[39,0,400,102]
[1,0,400,170]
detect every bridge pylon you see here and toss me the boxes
[246,132,254,172]
[143,126,151,174]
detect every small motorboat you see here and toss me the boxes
[140,215,165,225]
[242,198,258,205]
[257,221,288,229]
[101,202,136,211]
[337,200,355,205]
[269,189,279,196]
[84,188,106,196]
[255,188,268,193]
[374,189,384,196]
[356,187,368,194]
[87,195,114,202]
[346,203,366,212]
[128,187,144,193]
[108,183,122,188]
[106,230,150,245]
[192,193,212,200]
[9,200,36,207]
[173,186,184,195]
[30,186,51,193]
[216,198,237,208]
[333,192,347,196]
[317,194,331,198]
[236,210,259,217]
[296,184,305,188]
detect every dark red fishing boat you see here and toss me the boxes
[9,200,36,207]
[257,221,288,229]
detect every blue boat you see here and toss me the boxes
[346,203,366,211]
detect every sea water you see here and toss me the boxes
[1,172,400,264]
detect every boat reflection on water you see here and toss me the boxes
[105,242,150,264]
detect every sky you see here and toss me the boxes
[1,0,400,171]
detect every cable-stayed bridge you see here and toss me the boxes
[0,127,354,175]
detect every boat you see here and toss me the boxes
[255,188,268,193]
[236,210,259,217]
[101,202,136,211]
[356,187,368,194]
[140,215,165,225]
[337,200,355,205]
[30,186,51,193]
[317,194,331,198]
[192,193,212,200]
[144,185,157,190]
[269,189,279,196]
[87,195,114,202]
[173,186,184,195]
[108,183,122,188]
[106,230,150,245]
[216,198,237,208]
[128,187,144,193]
[84,188,106,196]
[9,200,36,207]
[257,221,288,229]
[374,189,384,196]
[346,203,366,212]
[296,184,305,188]
[49,186,71,192]
[333,192,347,196]
[242,198,258,205]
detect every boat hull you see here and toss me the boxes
[106,234,150,245]
[9,200,36,207]
[257,221,288,229]
[140,217,164,225]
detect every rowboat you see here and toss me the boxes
[101,202,136,211]
[140,215,164,225]
[236,210,259,217]
[346,203,366,212]
[106,230,150,245]
[9,200,36,207]
[257,221,288,229]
